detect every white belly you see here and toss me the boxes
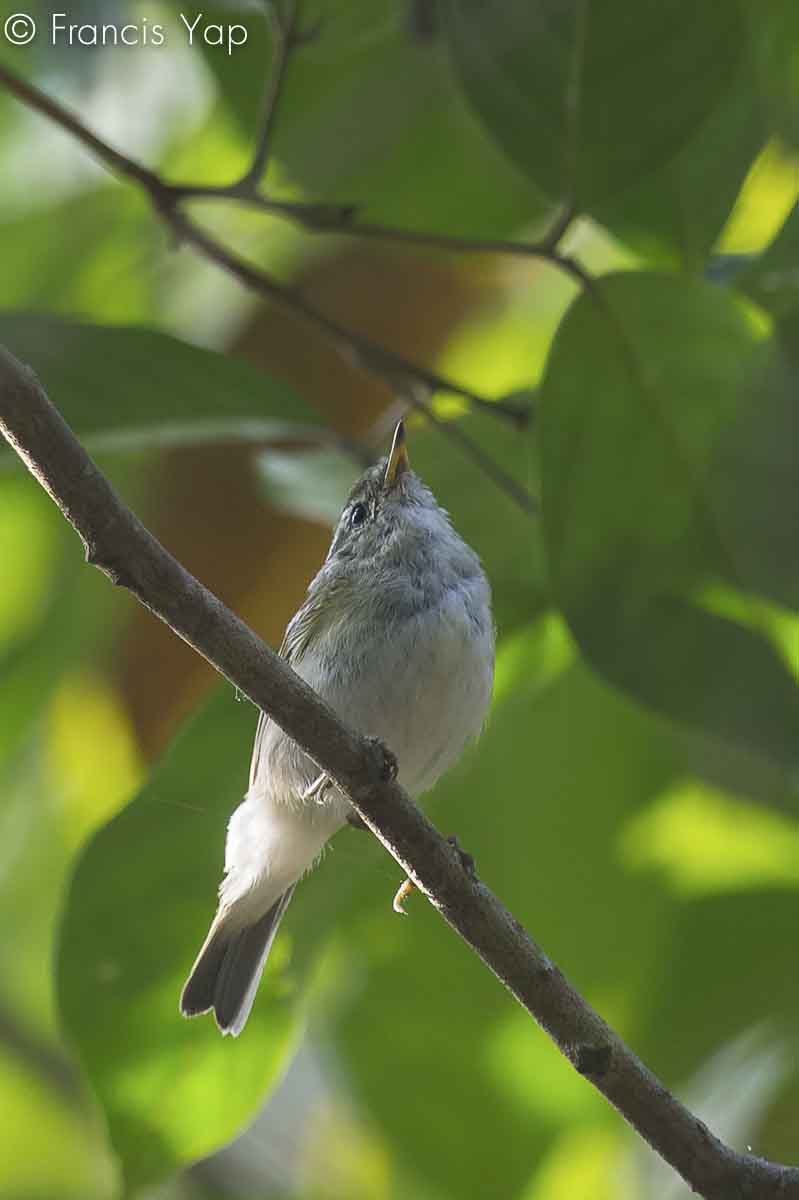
[307,579,494,800]
[228,568,493,911]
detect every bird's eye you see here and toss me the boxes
[349,502,368,528]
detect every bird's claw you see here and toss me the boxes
[302,772,333,805]
[392,876,415,915]
[367,737,398,783]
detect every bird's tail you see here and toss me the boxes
[180,886,295,1036]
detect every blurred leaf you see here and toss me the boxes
[619,779,799,896]
[593,59,765,268]
[443,0,745,210]
[169,0,548,237]
[632,1028,791,1200]
[0,313,319,455]
[0,1045,114,1199]
[708,340,799,611]
[718,142,799,257]
[48,670,144,852]
[335,642,677,1200]
[410,411,548,632]
[523,1127,624,1200]
[258,444,362,525]
[58,690,303,1189]
[742,0,799,150]
[0,475,61,658]
[0,187,157,323]
[640,889,799,1087]
[539,272,799,771]
[740,201,799,324]
[0,482,96,772]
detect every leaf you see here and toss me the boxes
[592,58,766,269]
[443,0,745,210]
[0,314,318,456]
[57,691,304,1189]
[167,0,548,237]
[539,272,799,770]
[708,340,799,613]
[335,640,679,1199]
[411,412,549,632]
[0,188,157,324]
[257,444,362,525]
[740,201,799,325]
[743,0,799,150]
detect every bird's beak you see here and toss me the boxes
[383,420,410,490]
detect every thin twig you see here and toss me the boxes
[405,387,538,514]
[0,62,534,459]
[163,184,578,265]
[2,348,799,1200]
[159,205,536,511]
[237,0,300,191]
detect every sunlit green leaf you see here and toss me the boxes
[740,201,799,324]
[593,60,765,268]
[336,647,676,1199]
[539,272,799,770]
[0,188,156,323]
[57,691,303,1188]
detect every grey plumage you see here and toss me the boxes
[180,423,494,1035]
[180,886,295,1036]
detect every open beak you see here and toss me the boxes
[383,420,410,490]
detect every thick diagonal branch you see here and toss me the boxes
[2,348,797,1199]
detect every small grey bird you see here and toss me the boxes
[180,422,494,1035]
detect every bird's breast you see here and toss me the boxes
[305,572,494,799]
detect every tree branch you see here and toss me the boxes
[2,351,798,1200]
[0,62,535,515]
[236,0,300,192]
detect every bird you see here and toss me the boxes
[180,421,495,1035]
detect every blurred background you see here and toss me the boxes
[0,1,797,1197]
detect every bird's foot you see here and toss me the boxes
[302,772,333,805]
[367,736,398,783]
[392,875,415,915]
[392,837,475,916]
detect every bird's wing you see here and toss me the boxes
[248,581,348,791]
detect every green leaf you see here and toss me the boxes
[0,313,318,455]
[709,340,799,612]
[168,0,548,237]
[443,0,745,210]
[257,444,363,526]
[57,691,304,1189]
[593,59,765,268]
[539,272,799,770]
[411,412,548,633]
[0,188,156,324]
[336,642,679,1199]
[743,0,799,150]
[740,201,799,325]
